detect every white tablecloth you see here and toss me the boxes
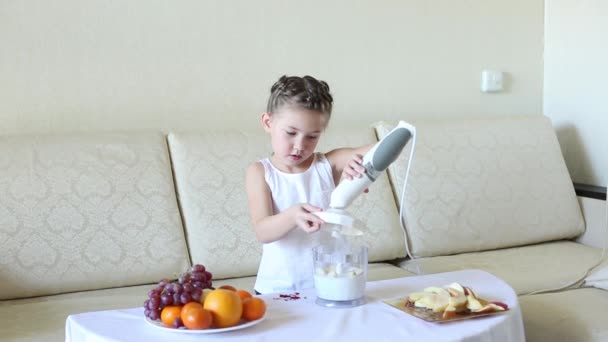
[65,269,525,342]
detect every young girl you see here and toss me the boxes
[245,75,370,294]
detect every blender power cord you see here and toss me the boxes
[394,128,422,274]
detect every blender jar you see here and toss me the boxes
[312,243,368,308]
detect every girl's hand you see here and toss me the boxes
[290,204,325,233]
[342,154,366,180]
[341,154,369,193]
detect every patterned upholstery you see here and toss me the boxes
[375,116,585,258]
[398,241,601,295]
[0,133,190,300]
[167,131,268,280]
[167,127,406,279]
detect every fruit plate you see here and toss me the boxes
[383,298,509,323]
[144,314,266,334]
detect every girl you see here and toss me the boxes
[246,75,370,294]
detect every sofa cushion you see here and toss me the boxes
[167,131,267,280]
[0,284,150,342]
[0,133,190,300]
[167,127,406,279]
[375,116,585,258]
[364,262,416,281]
[397,241,602,295]
[519,288,608,342]
[585,257,608,290]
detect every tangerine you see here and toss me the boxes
[160,305,183,327]
[219,285,237,291]
[242,297,266,321]
[203,289,243,328]
[235,289,253,301]
[181,302,212,330]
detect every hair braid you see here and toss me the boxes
[267,75,333,117]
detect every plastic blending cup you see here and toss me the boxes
[312,243,368,308]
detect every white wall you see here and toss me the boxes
[544,0,608,187]
[0,1,543,135]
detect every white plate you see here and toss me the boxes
[144,314,266,334]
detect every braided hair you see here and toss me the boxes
[266,75,333,117]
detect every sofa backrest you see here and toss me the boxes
[167,127,406,280]
[0,133,190,300]
[167,131,267,280]
[375,115,585,258]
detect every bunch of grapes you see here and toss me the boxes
[144,264,213,322]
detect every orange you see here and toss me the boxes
[203,289,243,328]
[181,302,212,330]
[160,305,183,327]
[218,285,237,291]
[242,297,266,321]
[235,289,252,301]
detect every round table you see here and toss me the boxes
[65,269,525,342]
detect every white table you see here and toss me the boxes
[65,269,525,342]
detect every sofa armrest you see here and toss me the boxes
[576,195,607,249]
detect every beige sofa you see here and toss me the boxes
[0,115,606,341]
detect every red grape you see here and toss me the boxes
[144,264,214,321]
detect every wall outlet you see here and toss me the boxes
[481,70,503,93]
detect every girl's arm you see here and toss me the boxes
[325,144,374,185]
[245,162,324,244]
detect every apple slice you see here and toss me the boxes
[409,288,451,312]
[423,286,445,293]
[472,303,506,314]
[447,288,468,312]
[447,283,466,294]
[414,293,438,309]
[490,301,509,310]
[423,287,451,312]
[408,291,428,302]
[466,293,484,311]
[466,286,478,297]
[442,306,457,319]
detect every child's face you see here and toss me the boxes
[263,106,328,172]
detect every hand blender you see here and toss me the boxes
[314,121,416,234]
[312,121,416,308]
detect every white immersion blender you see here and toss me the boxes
[312,121,416,308]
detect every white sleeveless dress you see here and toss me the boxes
[254,152,335,294]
